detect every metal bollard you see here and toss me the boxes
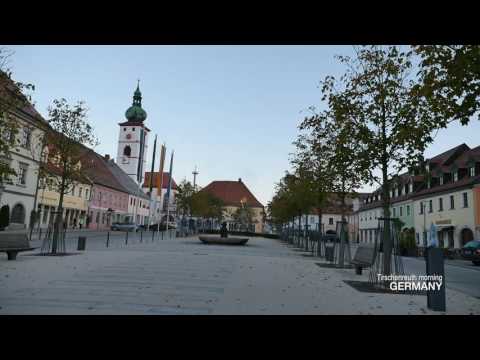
[152,230,155,242]
[106,231,110,248]
[161,231,164,240]
[426,247,446,312]
[77,236,87,251]
[140,230,143,243]
[125,231,129,245]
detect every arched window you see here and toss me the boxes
[123,146,131,157]
[11,203,26,224]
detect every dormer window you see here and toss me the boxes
[453,172,458,182]
[470,167,475,177]
[440,176,444,185]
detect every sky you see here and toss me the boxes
[5,45,480,206]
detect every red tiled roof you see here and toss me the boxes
[428,143,470,166]
[200,179,263,208]
[450,146,480,169]
[79,149,127,193]
[143,172,177,190]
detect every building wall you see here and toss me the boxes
[474,186,480,239]
[412,188,476,249]
[223,205,264,233]
[300,213,344,233]
[391,199,415,230]
[116,125,149,184]
[0,114,44,229]
[358,206,384,244]
[88,184,129,230]
[36,180,92,229]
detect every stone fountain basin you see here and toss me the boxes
[198,236,249,245]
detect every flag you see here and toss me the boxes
[148,135,157,196]
[157,144,166,192]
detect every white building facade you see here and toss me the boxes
[116,83,150,185]
[0,99,46,230]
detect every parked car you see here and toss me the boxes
[147,222,177,231]
[110,222,139,232]
[461,240,480,266]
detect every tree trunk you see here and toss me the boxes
[52,174,67,254]
[317,208,323,234]
[305,212,309,251]
[381,115,392,275]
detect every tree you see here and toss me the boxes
[176,179,195,217]
[42,98,98,254]
[413,45,480,126]
[292,129,332,234]
[231,202,255,231]
[334,46,437,275]
[191,191,224,226]
[0,204,10,230]
[0,48,35,182]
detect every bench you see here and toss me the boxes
[0,233,36,260]
[350,244,376,275]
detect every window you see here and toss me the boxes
[393,208,396,217]
[429,200,433,213]
[406,205,410,216]
[399,206,403,217]
[85,189,89,200]
[454,172,458,182]
[71,186,75,195]
[123,146,131,157]
[124,128,127,131]
[439,198,443,211]
[102,212,105,224]
[95,211,100,223]
[440,177,444,185]
[132,128,135,131]
[329,218,333,225]
[20,127,32,148]
[17,163,28,185]
[450,195,454,209]
[419,202,424,215]
[463,192,468,208]
[78,187,82,198]
[470,167,475,177]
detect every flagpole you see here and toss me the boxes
[157,144,166,233]
[148,134,157,227]
[165,150,174,236]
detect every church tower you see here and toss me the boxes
[116,81,150,184]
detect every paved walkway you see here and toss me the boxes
[1,236,479,315]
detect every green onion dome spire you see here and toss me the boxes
[125,80,147,122]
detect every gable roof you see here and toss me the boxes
[200,179,263,208]
[107,159,149,199]
[143,172,177,190]
[428,143,470,168]
[79,148,148,199]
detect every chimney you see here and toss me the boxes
[105,154,110,161]
[238,178,242,183]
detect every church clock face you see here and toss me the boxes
[126,133,132,139]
